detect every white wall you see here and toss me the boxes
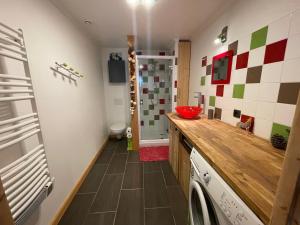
[0,0,107,225]
[189,0,300,139]
[101,48,130,130]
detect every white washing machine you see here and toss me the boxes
[189,148,264,225]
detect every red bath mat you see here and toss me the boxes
[139,146,169,162]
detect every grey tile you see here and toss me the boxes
[206,64,212,75]
[83,212,115,225]
[144,162,161,173]
[228,40,238,56]
[90,174,122,212]
[107,154,127,174]
[127,151,140,163]
[114,190,144,225]
[58,193,95,225]
[96,149,114,164]
[167,186,188,225]
[277,82,300,105]
[145,208,175,225]
[123,163,143,189]
[214,107,222,120]
[115,139,128,153]
[144,172,169,208]
[161,161,178,186]
[78,164,107,193]
[246,66,262,83]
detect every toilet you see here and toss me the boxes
[110,122,126,139]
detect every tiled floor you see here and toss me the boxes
[58,138,188,225]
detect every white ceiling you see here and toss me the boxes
[51,0,236,50]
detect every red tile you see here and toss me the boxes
[236,52,249,69]
[159,99,165,104]
[143,88,148,94]
[142,64,148,71]
[240,114,255,133]
[216,85,224,97]
[264,39,287,64]
[202,95,205,104]
[159,51,166,56]
[159,109,165,115]
[174,80,177,88]
[154,76,159,82]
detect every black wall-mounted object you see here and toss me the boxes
[108,59,126,83]
[233,109,241,118]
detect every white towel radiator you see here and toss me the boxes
[0,22,54,225]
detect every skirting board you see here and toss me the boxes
[50,137,109,225]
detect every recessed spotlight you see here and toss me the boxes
[84,20,92,25]
[126,0,156,8]
[127,0,139,7]
[143,0,156,8]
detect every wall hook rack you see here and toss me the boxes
[50,62,84,81]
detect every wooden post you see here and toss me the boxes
[0,179,14,225]
[269,92,300,225]
[127,35,139,150]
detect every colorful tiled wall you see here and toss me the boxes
[199,13,300,140]
[139,58,173,140]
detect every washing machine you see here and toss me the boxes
[189,148,264,225]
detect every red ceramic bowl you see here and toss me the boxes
[175,106,202,119]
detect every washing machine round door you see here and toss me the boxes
[189,180,219,225]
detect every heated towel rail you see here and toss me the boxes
[0,22,54,225]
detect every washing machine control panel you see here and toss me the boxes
[190,149,264,225]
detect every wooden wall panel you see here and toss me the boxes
[177,41,191,106]
[0,180,14,225]
[269,92,300,225]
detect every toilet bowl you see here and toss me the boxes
[110,122,126,139]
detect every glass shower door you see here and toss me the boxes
[138,58,172,140]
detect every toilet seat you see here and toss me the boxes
[110,122,126,132]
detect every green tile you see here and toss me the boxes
[143,110,149,116]
[201,77,206,86]
[143,76,148,82]
[154,88,159,94]
[165,88,169,94]
[232,84,245,99]
[271,123,291,139]
[209,96,216,107]
[250,26,268,50]
[149,120,154,126]
[149,105,154,110]
[148,93,154,99]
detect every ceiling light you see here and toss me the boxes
[84,20,92,25]
[127,0,139,7]
[143,0,155,8]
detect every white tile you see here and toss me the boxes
[248,46,266,67]
[244,83,260,101]
[237,35,251,54]
[254,118,273,140]
[256,102,275,120]
[232,55,237,69]
[232,98,243,110]
[201,67,207,76]
[221,108,233,125]
[208,85,217,96]
[258,83,280,102]
[285,34,300,60]
[290,11,300,35]
[223,84,233,98]
[273,103,296,126]
[231,68,247,84]
[281,58,300,82]
[261,62,283,83]
[242,100,257,116]
[205,75,212,85]
[267,15,291,44]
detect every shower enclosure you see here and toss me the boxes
[136,55,174,145]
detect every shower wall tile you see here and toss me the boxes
[281,59,300,83]
[250,26,268,50]
[264,39,287,64]
[261,62,283,83]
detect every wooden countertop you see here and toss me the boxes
[166,113,285,224]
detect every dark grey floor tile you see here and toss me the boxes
[144,172,169,208]
[161,161,178,186]
[167,186,188,225]
[123,163,143,189]
[114,190,144,225]
[107,154,127,174]
[127,151,140,162]
[114,139,128,153]
[105,139,118,151]
[144,161,161,173]
[90,174,122,212]
[58,193,95,225]
[145,208,175,225]
[83,212,115,225]
[78,164,107,193]
[95,148,114,164]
